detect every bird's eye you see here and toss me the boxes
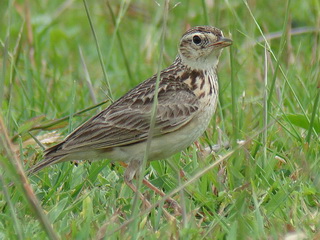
[192,35,202,45]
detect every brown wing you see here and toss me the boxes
[53,75,199,152]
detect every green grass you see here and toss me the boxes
[1,0,320,239]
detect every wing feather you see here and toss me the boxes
[46,72,200,154]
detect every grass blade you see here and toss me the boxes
[0,116,59,240]
[83,0,113,101]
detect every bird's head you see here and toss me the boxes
[178,26,232,70]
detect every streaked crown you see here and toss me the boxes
[178,26,232,70]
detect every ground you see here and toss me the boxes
[0,0,319,239]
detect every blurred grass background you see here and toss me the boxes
[0,0,319,239]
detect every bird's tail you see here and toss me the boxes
[27,142,68,175]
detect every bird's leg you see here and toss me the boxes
[126,178,176,221]
[142,179,182,215]
[124,178,152,209]
[124,160,178,219]
[123,160,151,208]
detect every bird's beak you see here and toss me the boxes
[211,37,233,48]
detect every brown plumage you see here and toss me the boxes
[28,26,232,184]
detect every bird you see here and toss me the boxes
[28,26,232,197]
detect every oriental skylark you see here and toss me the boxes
[29,26,232,187]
